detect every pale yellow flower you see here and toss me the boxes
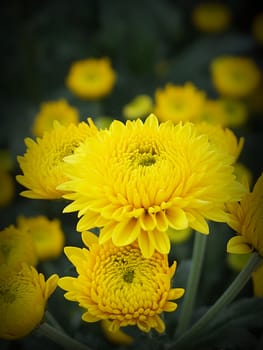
[227,172,263,256]
[0,225,37,269]
[192,2,231,33]
[211,56,261,98]
[154,83,206,123]
[32,99,79,137]
[122,95,153,120]
[59,114,245,258]
[0,171,15,207]
[58,231,184,333]
[16,119,97,199]
[16,215,65,261]
[66,57,116,100]
[0,263,58,339]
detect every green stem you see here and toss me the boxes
[170,252,262,350]
[45,310,66,333]
[36,322,92,350]
[176,231,207,335]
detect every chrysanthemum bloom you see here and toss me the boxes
[192,2,231,33]
[32,99,80,137]
[59,114,245,257]
[0,171,15,207]
[226,172,263,256]
[195,122,244,162]
[210,56,261,98]
[252,12,263,45]
[0,225,37,269]
[16,215,65,261]
[58,231,184,333]
[66,57,116,100]
[217,98,248,128]
[0,149,14,172]
[153,83,206,123]
[123,95,153,120]
[16,119,97,199]
[0,263,58,339]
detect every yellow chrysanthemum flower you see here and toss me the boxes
[195,122,244,162]
[252,12,263,45]
[217,98,248,128]
[59,114,245,258]
[227,172,263,256]
[0,171,15,207]
[16,119,98,199]
[197,99,226,125]
[210,56,261,98]
[192,2,231,33]
[154,83,206,123]
[32,99,80,137]
[16,215,65,261]
[0,149,14,172]
[0,263,58,340]
[58,231,184,333]
[122,95,153,120]
[0,225,38,269]
[66,57,116,100]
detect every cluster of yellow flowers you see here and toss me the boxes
[2,51,263,347]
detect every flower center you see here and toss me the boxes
[123,269,135,283]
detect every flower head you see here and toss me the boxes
[123,95,153,120]
[192,2,231,33]
[154,83,206,123]
[32,99,80,137]
[210,56,261,98]
[66,57,116,100]
[0,171,15,207]
[16,215,65,261]
[0,225,37,269]
[227,172,263,256]
[195,122,244,162]
[0,263,58,339]
[59,114,245,257]
[16,118,97,199]
[58,231,184,333]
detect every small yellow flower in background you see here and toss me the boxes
[0,171,15,207]
[32,99,80,138]
[0,225,37,269]
[167,227,193,244]
[154,82,206,123]
[94,116,114,129]
[16,215,65,261]
[16,118,97,199]
[59,114,245,258]
[192,2,231,33]
[101,319,134,346]
[0,149,14,172]
[58,231,184,334]
[252,12,263,45]
[227,172,263,256]
[233,162,253,189]
[197,99,226,125]
[66,57,116,100]
[122,95,153,120]
[216,98,248,128]
[210,56,261,98]
[0,263,58,340]
[195,122,244,162]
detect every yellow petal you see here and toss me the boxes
[82,312,101,323]
[152,230,170,254]
[163,301,178,312]
[112,218,140,246]
[227,235,254,254]
[138,231,155,258]
[81,231,98,248]
[166,207,188,230]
